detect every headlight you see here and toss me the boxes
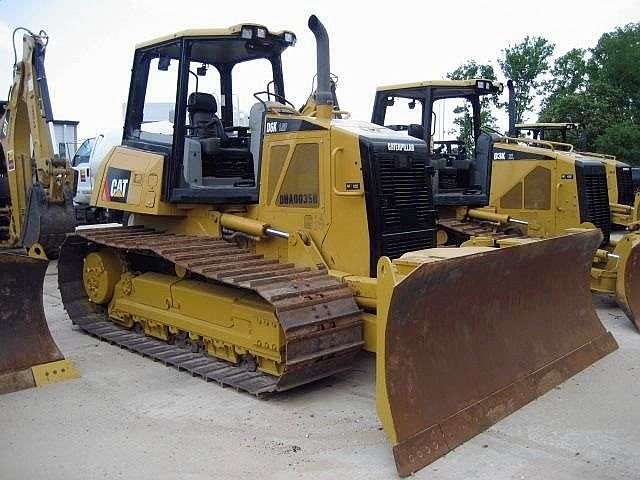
[241,27,253,39]
[256,27,267,39]
[284,31,296,45]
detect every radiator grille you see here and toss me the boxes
[576,162,611,244]
[616,165,634,206]
[361,140,437,274]
[375,153,434,234]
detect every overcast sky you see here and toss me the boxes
[1,0,638,139]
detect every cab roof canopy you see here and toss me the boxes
[135,24,297,65]
[377,79,503,100]
[515,122,580,130]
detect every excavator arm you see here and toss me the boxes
[0,29,79,395]
[0,28,76,257]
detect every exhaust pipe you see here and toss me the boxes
[307,15,333,119]
[507,80,516,137]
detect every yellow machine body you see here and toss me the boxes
[489,139,584,237]
[514,122,640,229]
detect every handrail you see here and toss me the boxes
[576,150,617,160]
[500,135,574,152]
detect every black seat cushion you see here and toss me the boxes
[187,92,225,140]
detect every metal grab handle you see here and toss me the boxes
[331,147,363,197]
[555,183,564,212]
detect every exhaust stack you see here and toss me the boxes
[507,80,516,136]
[307,15,333,119]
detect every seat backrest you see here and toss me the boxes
[473,132,498,190]
[249,102,266,169]
[248,101,285,179]
[188,92,224,138]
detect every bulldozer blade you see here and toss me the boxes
[0,253,78,394]
[375,230,618,477]
[21,184,76,259]
[614,232,640,330]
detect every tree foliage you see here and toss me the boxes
[540,23,640,163]
[446,60,499,151]
[447,23,640,164]
[498,36,555,123]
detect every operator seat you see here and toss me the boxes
[472,132,499,191]
[187,92,226,140]
[248,101,286,179]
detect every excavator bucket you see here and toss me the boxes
[614,232,640,330]
[0,253,78,394]
[21,184,77,259]
[375,230,618,477]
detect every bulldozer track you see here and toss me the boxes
[59,226,364,395]
[75,318,282,394]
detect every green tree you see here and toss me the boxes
[498,36,555,122]
[544,48,588,96]
[595,123,640,164]
[446,60,499,151]
[539,23,640,163]
[588,23,640,121]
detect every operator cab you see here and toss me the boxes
[123,25,297,203]
[372,79,503,206]
[515,122,581,144]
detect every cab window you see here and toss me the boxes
[382,96,424,133]
[72,137,95,166]
[124,41,181,148]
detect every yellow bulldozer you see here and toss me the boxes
[514,121,640,229]
[55,17,616,476]
[372,78,640,331]
[0,28,78,393]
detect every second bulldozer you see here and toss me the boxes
[372,78,640,330]
[58,17,616,476]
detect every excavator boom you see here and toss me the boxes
[0,28,78,395]
[0,28,76,258]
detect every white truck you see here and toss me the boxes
[71,129,123,223]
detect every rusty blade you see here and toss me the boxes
[0,253,64,393]
[381,230,618,476]
[617,235,640,330]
